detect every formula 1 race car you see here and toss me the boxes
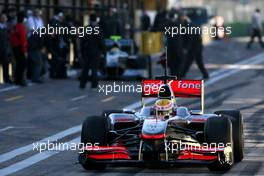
[79,76,244,171]
[100,36,148,79]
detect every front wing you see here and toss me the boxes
[80,146,225,166]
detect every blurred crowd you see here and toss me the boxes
[0,6,262,88]
[141,7,263,79]
[0,7,70,86]
[0,6,211,89]
[0,7,127,87]
[142,8,210,80]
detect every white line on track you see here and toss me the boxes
[208,53,264,79]
[4,95,24,102]
[70,95,87,101]
[68,107,80,111]
[0,126,14,133]
[0,151,59,176]
[205,53,264,86]
[0,138,80,176]
[0,125,81,163]
[0,86,18,93]
[0,83,34,93]
[101,96,115,103]
[0,52,264,175]
[0,69,76,94]
[204,63,264,70]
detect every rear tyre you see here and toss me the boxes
[79,116,107,170]
[214,110,244,162]
[205,116,234,171]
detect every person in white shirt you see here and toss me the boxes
[247,8,264,49]
[27,8,44,33]
[26,8,45,83]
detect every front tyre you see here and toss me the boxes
[205,116,234,171]
[214,110,244,162]
[79,116,107,170]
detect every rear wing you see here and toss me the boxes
[141,80,205,114]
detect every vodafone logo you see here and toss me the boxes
[178,81,201,89]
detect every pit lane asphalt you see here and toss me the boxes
[0,39,264,176]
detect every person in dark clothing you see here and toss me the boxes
[140,10,151,31]
[48,10,68,79]
[247,8,264,49]
[6,8,17,80]
[6,7,17,31]
[165,13,184,78]
[99,8,121,38]
[181,23,209,80]
[152,9,167,32]
[80,14,105,89]
[9,11,28,86]
[64,14,79,68]
[0,13,12,83]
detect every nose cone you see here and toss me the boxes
[142,119,167,139]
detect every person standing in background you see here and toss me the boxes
[180,22,209,80]
[6,7,16,31]
[6,8,17,80]
[48,10,68,79]
[165,12,184,78]
[10,11,28,86]
[0,13,12,83]
[152,9,167,32]
[26,8,45,83]
[100,8,121,38]
[140,9,151,31]
[247,8,264,49]
[80,14,105,89]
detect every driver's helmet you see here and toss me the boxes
[110,42,121,52]
[154,99,174,118]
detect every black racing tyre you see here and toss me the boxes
[79,116,107,170]
[205,116,234,171]
[214,110,244,162]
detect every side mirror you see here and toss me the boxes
[123,109,136,114]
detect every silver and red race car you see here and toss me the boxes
[79,76,244,171]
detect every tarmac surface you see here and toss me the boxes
[0,38,264,176]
